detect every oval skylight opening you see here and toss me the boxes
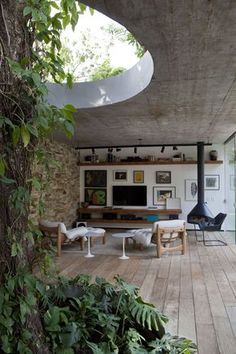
[60,7,144,82]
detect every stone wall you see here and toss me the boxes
[30,140,80,228]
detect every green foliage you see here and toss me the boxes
[89,59,125,81]
[0,273,197,353]
[9,186,30,215]
[104,24,145,58]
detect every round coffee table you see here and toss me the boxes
[84,228,106,258]
[112,232,134,259]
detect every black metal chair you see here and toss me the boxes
[198,213,227,246]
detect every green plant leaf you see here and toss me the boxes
[12,126,20,146]
[1,335,11,353]
[27,124,39,137]
[63,121,74,137]
[23,6,32,16]
[63,104,77,113]
[0,176,15,184]
[0,157,6,176]
[21,125,30,147]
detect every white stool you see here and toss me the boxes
[84,227,106,258]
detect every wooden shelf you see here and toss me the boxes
[78,208,182,228]
[83,219,154,224]
[78,208,182,215]
[79,160,223,166]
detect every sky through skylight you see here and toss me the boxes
[61,8,139,81]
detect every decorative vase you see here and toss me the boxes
[209,150,218,161]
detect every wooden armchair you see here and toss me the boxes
[38,220,85,257]
[152,220,186,258]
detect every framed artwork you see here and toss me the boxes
[166,197,181,209]
[85,170,107,187]
[185,179,198,201]
[133,170,144,183]
[113,170,127,181]
[204,175,220,190]
[84,188,106,206]
[230,175,236,190]
[156,171,171,184]
[153,186,176,205]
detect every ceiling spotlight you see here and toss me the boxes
[134,147,137,154]
[161,146,165,153]
[173,146,178,151]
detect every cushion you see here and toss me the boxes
[128,228,152,247]
[152,220,186,241]
[84,227,105,237]
[66,226,89,240]
[153,220,185,230]
[39,219,67,234]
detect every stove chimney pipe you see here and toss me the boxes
[197,141,204,204]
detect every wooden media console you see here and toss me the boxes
[77,208,182,228]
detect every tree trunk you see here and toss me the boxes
[0,0,33,272]
[0,1,50,352]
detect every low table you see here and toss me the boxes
[112,232,134,259]
[84,227,106,258]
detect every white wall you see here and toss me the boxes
[79,144,225,228]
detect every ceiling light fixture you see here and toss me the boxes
[161,146,165,153]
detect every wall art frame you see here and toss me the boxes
[113,170,128,181]
[84,170,107,187]
[133,170,144,183]
[84,188,107,206]
[156,170,171,184]
[185,179,198,201]
[204,175,220,190]
[153,186,176,205]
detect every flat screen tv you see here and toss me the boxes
[112,185,147,206]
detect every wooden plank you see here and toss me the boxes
[131,258,152,288]
[189,235,219,353]
[178,255,196,342]
[149,257,171,311]
[196,324,220,354]
[198,246,236,353]
[213,317,236,354]
[139,258,160,302]
[79,160,223,166]
[226,306,236,337]
[162,255,181,335]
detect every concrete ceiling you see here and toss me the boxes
[60,0,236,147]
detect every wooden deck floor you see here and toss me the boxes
[57,231,236,354]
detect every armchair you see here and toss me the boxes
[197,213,227,246]
[152,220,186,258]
[39,220,87,256]
[129,219,186,258]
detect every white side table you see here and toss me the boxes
[84,228,105,258]
[112,232,134,260]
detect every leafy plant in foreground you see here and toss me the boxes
[0,272,197,353]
